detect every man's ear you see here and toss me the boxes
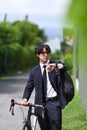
[36,54,39,58]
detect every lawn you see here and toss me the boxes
[62,89,87,130]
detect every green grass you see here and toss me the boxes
[62,89,87,130]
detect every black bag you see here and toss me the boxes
[55,67,74,103]
[62,71,74,103]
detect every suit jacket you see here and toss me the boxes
[23,61,68,116]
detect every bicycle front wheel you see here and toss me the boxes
[22,124,32,130]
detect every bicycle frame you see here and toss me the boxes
[23,105,36,129]
[9,99,44,130]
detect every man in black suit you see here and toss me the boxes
[20,44,68,130]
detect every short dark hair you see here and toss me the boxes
[34,44,51,55]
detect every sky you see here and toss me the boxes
[0,0,71,40]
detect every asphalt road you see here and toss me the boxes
[0,74,36,130]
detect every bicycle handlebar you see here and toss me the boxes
[9,99,44,116]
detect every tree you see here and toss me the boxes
[0,21,16,45]
[11,18,47,46]
[0,14,47,46]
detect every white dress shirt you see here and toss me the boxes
[40,60,57,98]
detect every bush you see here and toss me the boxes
[63,53,73,75]
[6,43,24,71]
[50,50,61,61]
[0,45,5,73]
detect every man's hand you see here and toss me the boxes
[47,63,56,72]
[20,99,29,106]
[47,63,63,72]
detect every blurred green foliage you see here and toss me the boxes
[67,0,87,65]
[0,17,47,46]
[63,53,73,75]
[0,16,47,74]
[62,89,87,130]
[50,50,61,60]
[63,28,73,41]
[63,53,72,64]
[66,0,87,120]
[0,44,39,74]
[0,15,73,75]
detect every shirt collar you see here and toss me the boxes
[40,59,50,68]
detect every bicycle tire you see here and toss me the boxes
[22,123,32,130]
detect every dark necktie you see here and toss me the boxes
[42,65,47,102]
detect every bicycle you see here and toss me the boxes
[9,99,45,130]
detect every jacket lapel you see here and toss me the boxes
[35,65,43,90]
[36,64,42,80]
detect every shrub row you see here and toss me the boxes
[0,43,38,73]
[0,43,72,75]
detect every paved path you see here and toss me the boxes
[0,74,36,130]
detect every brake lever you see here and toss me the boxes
[9,99,15,115]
